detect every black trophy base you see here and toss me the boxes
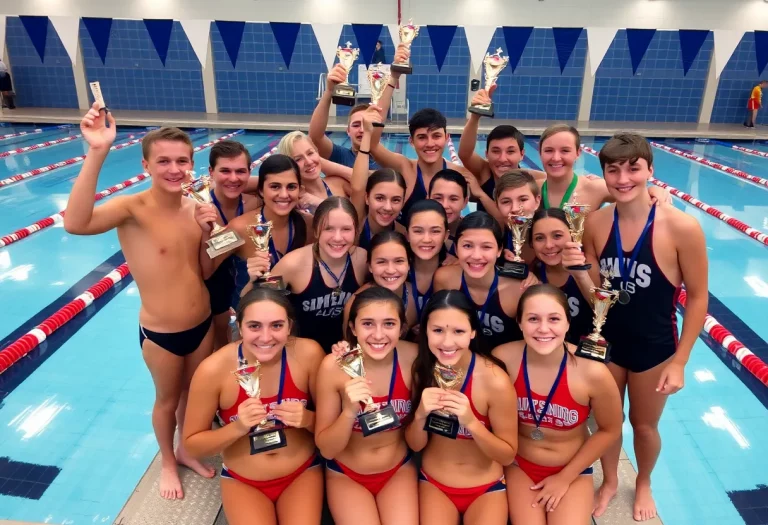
[390,63,412,75]
[468,102,494,118]
[358,405,400,437]
[565,263,592,271]
[575,336,611,363]
[496,261,529,280]
[372,122,386,128]
[249,426,287,455]
[424,412,459,439]
[255,275,289,295]
[332,85,357,106]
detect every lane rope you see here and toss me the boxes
[0,124,72,142]
[0,133,82,159]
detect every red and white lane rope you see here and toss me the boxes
[730,144,768,158]
[650,142,768,189]
[0,133,146,188]
[0,143,278,373]
[0,264,131,374]
[0,133,83,159]
[677,290,768,387]
[0,130,244,248]
[0,125,71,141]
[580,145,768,247]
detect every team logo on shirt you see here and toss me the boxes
[302,291,352,317]
[568,297,580,318]
[517,398,579,427]
[477,312,504,337]
[599,258,652,298]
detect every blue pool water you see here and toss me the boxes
[0,127,766,524]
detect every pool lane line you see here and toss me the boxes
[695,138,768,159]
[650,142,768,189]
[0,130,245,248]
[0,124,72,142]
[0,141,279,377]
[0,133,82,159]
[580,145,768,247]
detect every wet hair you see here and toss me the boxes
[312,196,360,261]
[236,287,298,335]
[598,133,654,171]
[367,230,411,265]
[345,286,406,343]
[486,125,525,152]
[348,104,369,123]
[277,130,315,158]
[404,290,507,426]
[428,168,468,199]
[408,108,447,137]
[142,127,194,160]
[493,169,540,201]
[455,211,503,249]
[365,168,407,196]
[209,140,252,170]
[539,123,580,152]
[516,283,571,325]
[405,199,449,230]
[257,154,307,250]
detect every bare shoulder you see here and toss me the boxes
[585,203,613,227]
[396,341,418,368]
[661,205,702,236]
[477,355,514,392]
[319,352,343,379]
[491,340,525,369]
[575,355,615,386]
[196,342,236,378]
[293,337,326,369]
[434,264,460,289]
[242,194,262,211]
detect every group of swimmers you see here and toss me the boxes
[65,42,709,525]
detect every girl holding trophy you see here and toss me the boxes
[492,284,622,524]
[183,288,326,525]
[405,290,517,525]
[315,287,419,525]
[434,212,526,350]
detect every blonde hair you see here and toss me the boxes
[278,131,315,157]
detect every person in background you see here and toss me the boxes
[372,40,386,65]
[0,59,15,109]
[745,80,768,127]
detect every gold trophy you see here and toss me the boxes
[332,42,360,106]
[391,19,419,75]
[367,63,390,128]
[233,357,288,454]
[575,269,620,363]
[424,363,464,439]
[468,48,509,118]
[497,205,532,280]
[248,219,287,292]
[563,202,592,271]
[182,174,245,258]
[336,343,400,437]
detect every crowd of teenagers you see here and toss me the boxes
[65,43,709,525]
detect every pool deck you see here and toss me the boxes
[2,107,767,140]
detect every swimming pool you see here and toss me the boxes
[0,126,766,524]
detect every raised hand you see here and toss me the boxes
[80,102,116,150]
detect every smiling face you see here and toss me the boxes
[519,292,569,357]
[317,208,356,260]
[369,241,409,291]
[487,137,523,177]
[366,181,405,228]
[350,301,401,361]
[144,140,194,193]
[410,127,446,165]
[496,185,540,219]
[429,179,467,226]
[457,228,502,279]
[210,153,250,200]
[407,210,449,261]
[426,307,476,367]
[289,137,321,181]
[261,170,300,217]
[540,131,580,181]
[531,217,570,267]
[603,159,653,203]
[239,300,291,362]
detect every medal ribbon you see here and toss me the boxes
[211,190,243,226]
[458,353,476,393]
[613,205,655,295]
[542,175,578,210]
[319,254,351,291]
[409,267,432,320]
[461,270,499,329]
[522,345,567,431]
[261,209,294,265]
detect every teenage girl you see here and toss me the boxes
[183,288,326,524]
[434,212,525,350]
[343,231,418,333]
[405,290,517,525]
[316,286,419,525]
[529,208,593,345]
[268,196,368,353]
[493,284,622,524]
[427,168,469,256]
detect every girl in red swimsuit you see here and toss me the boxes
[315,286,419,525]
[493,284,622,523]
[182,288,326,524]
[406,289,517,525]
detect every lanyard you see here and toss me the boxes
[461,270,499,327]
[322,180,333,197]
[409,267,432,320]
[458,353,476,393]
[319,255,351,290]
[237,344,286,403]
[541,175,578,210]
[261,209,293,264]
[613,205,655,291]
[402,283,409,312]
[211,190,243,226]
[522,345,567,430]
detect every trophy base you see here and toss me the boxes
[255,275,289,295]
[249,425,287,455]
[332,85,357,106]
[468,102,494,118]
[424,412,460,439]
[390,62,412,75]
[496,261,529,280]
[372,122,386,128]
[565,263,592,271]
[576,336,611,363]
[358,405,400,437]
[206,230,245,258]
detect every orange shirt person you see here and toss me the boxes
[745,80,768,127]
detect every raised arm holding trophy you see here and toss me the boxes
[331,42,360,106]
[468,48,509,118]
[390,19,419,75]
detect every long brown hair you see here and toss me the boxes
[312,196,360,261]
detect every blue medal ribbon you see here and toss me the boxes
[613,205,655,297]
[522,345,567,433]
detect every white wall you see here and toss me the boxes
[1,0,766,30]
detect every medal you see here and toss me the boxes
[618,289,631,305]
[530,428,545,441]
[319,256,351,299]
[522,345,568,444]
[333,287,341,298]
